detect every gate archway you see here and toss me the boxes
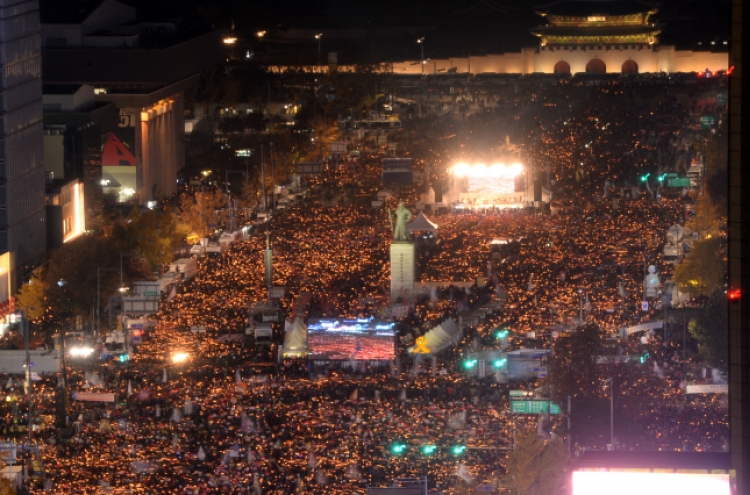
[554,60,571,74]
[586,58,606,73]
[622,59,638,74]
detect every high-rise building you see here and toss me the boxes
[0,0,47,290]
[40,0,223,205]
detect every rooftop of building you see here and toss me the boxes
[531,25,661,37]
[535,0,658,17]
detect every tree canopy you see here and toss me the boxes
[689,288,729,374]
[15,269,47,320]
[672,234,726,298]
[26,235,152,328]
[178,188,230,239]
[504,430,570,495]
[0,474,16,495]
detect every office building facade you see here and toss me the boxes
[0,0,47,290]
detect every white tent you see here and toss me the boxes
[409,318,461,354]
[283,318,308,357]
[619,321,663,338]
[408,211,439,236]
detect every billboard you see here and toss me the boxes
[572,471,730,495]
[510,400,562,415]
[308,318,396,360]
[383,158,413,170]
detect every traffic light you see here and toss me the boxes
[493,358,507,368]
[118,353,130,363]
[463,359,478,369]
[390,442,407,455]
[640,173,650,182]
[657,173,667,183]
[729,289,741,302]
[451,445,466,456]
[496,329,509,339]
[639,352,650,364]
[421,444,437,455]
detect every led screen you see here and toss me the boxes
[307,318,396,360]
[573,471,731,495]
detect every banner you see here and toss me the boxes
[685,384,728,394]
[72,392,116,402]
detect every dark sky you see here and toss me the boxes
[59,0,730,56]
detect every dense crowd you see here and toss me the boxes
[0,76,729,494]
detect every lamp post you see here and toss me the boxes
[683,310,688,406]
[268,141,280,209]
[97,268,101,336]
[97,266,123,336]
[578,288,584,322]
[19,311,32,445]
[315,33,322,69]
[417,37,425,75]
[605,377,614,449]
[260,144,267,211]
[619,264,626,316]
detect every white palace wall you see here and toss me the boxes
[534,45,662,73]
[388,46,727,75]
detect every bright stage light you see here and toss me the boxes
[172,352,190,364]
[572,471,730,495]
[451,162,524,179]
[69,346,95,357]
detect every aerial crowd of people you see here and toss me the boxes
[0,74,729,495]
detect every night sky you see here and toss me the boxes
[114,0,731,53]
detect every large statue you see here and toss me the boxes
[389,202,413,242]
[643,265,661,299]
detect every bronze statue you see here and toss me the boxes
[388,202,413,242]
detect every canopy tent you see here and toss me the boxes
[282,318,308,357]
[408,211,439,236]
[619,321,663,338]
[408,318,461,354]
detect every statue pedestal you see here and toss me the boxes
[390,242,415,303]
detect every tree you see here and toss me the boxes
[113,208,188,271]
[177,188,230,239]
[689,288,728,374]
[504,430,569,495]
[304,119,342,162]
[548,323,602,403]
[0,473,16,495]
[15,269,47,320]
[45,235,151,325]
[686,188,724,239]
[672,234,726,298]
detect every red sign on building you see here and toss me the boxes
[0,297,16,320]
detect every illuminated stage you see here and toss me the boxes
[450,162,530,209]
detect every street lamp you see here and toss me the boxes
[260,144,268,212]
[417,37,425,75]
[578,288,584,322]
[604,378,614,449]
[269,141,277,210]
[16,311,33,445]
[315,33,322,69]
[97,266,122,335]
